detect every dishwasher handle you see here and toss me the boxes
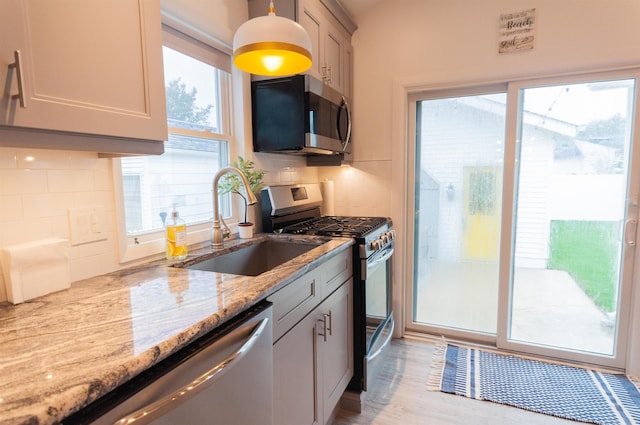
[112,317,270,425]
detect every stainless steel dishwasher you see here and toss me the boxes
[65,302,273,425]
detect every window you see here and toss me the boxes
[114,25,234,262]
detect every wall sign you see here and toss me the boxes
[498,8,536,53]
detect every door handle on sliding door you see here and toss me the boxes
[624,218,637,246]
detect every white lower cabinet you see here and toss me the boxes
[273,305,320,425]
[270,250,353,425]
[319,280,353,421]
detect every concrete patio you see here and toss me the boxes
[414,260,615,355]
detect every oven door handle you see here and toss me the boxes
[363,246,394,280]
[368,246,394,268]
[363,314,394,391]
[366,314,394,361]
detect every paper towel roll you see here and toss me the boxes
[0,237,70,304]
[320,179,335,216]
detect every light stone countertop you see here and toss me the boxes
[0,233,353,425]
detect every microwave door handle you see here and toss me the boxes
[340,96,352,152]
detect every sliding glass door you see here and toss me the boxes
[410,87,507,340]
[498,75,638,366]
[408,70,640,367]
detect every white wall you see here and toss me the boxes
[327,0,640,372]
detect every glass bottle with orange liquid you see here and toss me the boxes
[166,207,188,261]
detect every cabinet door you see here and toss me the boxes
[273,312,321,425]
[299,1,324,82]
[344,43,353,101]
[319,279,354,421]
[0,0,166,141]
[324,26,344,93]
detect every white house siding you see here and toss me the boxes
[514,138,554,268]
[418,99,506,262]
[549,174,625,222]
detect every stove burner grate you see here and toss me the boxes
[282,216,389,238]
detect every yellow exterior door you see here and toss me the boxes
[462,167,501,261]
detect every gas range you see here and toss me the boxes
[261,184,393,257]
[281,215,390,238]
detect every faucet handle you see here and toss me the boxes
[219,215,231,239]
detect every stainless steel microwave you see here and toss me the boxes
[251,75,351,156]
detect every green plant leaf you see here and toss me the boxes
[217,156,266,223]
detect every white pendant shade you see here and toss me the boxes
[233,8,312,76]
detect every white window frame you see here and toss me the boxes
[113,19,237,263]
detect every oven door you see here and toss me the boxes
[363,242,394,391]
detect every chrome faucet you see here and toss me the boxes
[212,167,258,248]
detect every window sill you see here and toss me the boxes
[117,221,248,264]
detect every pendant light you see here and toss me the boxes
[233,0,312,76]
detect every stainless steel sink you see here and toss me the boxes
[183,239,321,276]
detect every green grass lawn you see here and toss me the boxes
[548,220,619,313]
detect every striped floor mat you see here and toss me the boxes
[428,343,640,425]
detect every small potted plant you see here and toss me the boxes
[218,156,266,238]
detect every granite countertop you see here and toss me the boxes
[0,233,353,425]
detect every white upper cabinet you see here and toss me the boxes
[0,0,167,153]
[299,0,352,97]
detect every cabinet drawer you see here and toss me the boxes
[320,249,352,299]
[268,268,321,343]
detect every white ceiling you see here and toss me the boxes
[336,0,382,20]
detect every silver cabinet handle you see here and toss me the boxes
[112,317,269,425]
[8,50,27,108]
[318,310,333,341]
[318,313,329,342]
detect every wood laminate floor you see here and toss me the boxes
[333,336,578,425]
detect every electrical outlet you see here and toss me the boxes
[68,206,107,246]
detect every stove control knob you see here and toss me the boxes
[371,240,382,251]
[386,230,396,241]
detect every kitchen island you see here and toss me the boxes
[0,234,353,425]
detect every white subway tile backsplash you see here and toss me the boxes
[12,148,99,170]
[15,149,69,169]
[22,193,74,219]
[93,167,112,191]
[68,251,114,283]
[47,169,95,192]
[0,149,112,303]
[0,196,23,222]
[0,169,48,195]
[0,150,17,168]
[51,215,72,240]
[317,160,392,218]
[72,191,114,211]
[1,217,57,246]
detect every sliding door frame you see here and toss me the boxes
[401,67,640,370]
[496,69,640,369]
[405,83,507,346]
